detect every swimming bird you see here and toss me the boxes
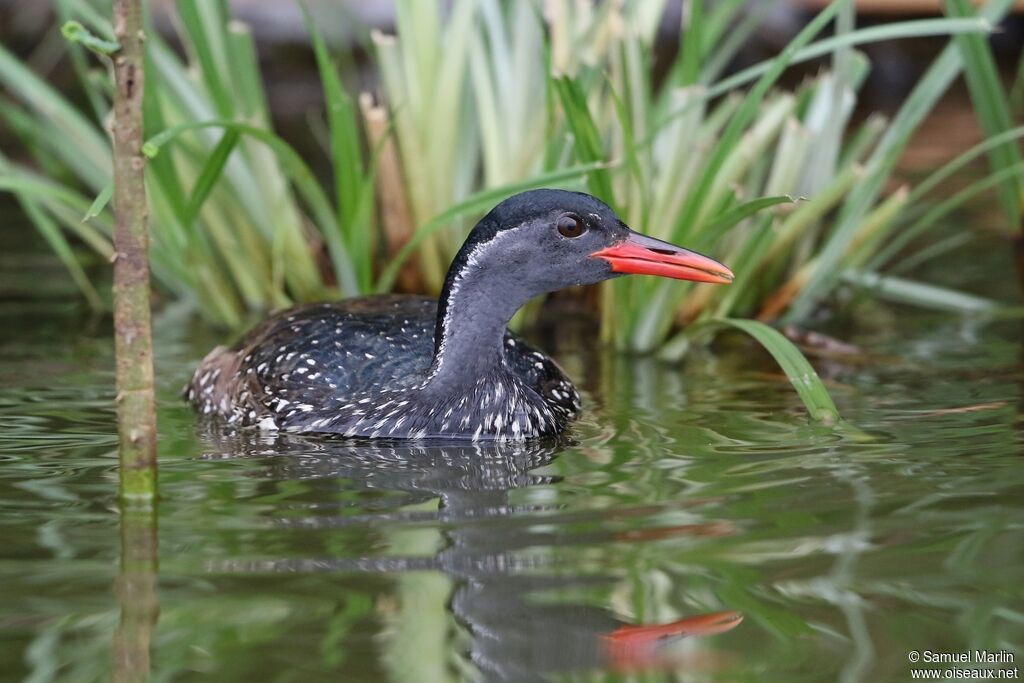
[186,189,733,440]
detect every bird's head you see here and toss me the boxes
[456,189,734,297]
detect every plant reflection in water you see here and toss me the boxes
[196,431,742,680]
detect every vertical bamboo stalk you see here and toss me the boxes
[112,0,157,499]
[112,507,159,683]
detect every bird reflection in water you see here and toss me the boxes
[199,431,742,681]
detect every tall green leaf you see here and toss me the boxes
[677,318,841,424]
[945,0,1023,229]
[785,0,1016,323]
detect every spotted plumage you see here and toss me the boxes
[186,190,732,440]
[186,296,580,439]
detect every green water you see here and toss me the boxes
[1,227,1022,683]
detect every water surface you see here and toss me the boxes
[1,227,1022,683]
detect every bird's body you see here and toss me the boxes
[187,295,580,439]
[187,190,733,440]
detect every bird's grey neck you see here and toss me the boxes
[426,264,528,392]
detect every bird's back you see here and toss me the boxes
[186,295,580,433]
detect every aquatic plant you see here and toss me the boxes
[1,0,1022,422]
[0,0,347,327]
[365,0,1020,345]
[109,0,158,499]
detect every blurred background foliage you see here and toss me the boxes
[0,0,1021,344]
[1,3,1024,680]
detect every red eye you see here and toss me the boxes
[557,214,586,238]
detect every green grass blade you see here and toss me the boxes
[57,4,119,115]
[0,169,114,256]
[624,6,846,352]
[553,75,617,206]
[302,7,365,221]
[710,213,777,318]
[722,318,840,424]
[699,0,746,62]
[84,182,113,221]
[144,120,360,296]
[0,43,110,188]
[0,156,105,310]
[888,232,973,276]
[45,201,115,260]
[1011,42,1024,112]
[184,129,240,227]
[785,0,1016,323]
[870,161,1024,271]
[176,0,234,118]
[141,46,188,225]
[649,16,990,146]
[21,199,105,310]
[0,173,105,218]
[705,17,989,103]
[301,5,370,288]
[838,113,887,168]
[683,318,840,424]
[701,0,779,84]
[945,0,1023,228]
[55,0,115,40]
[704,195,795,237]
[677,0,703,87]
[843,271,1000,314]
[908,124,1024,203]
[224,20,269,121]
[672,0,847,241]
[61,20,120,56]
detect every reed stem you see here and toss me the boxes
[112,505,159,683]
[112,0,157,500]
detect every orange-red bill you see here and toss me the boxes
[591,232,734,284]
[604,610,744,646]
[601,610,744,670]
